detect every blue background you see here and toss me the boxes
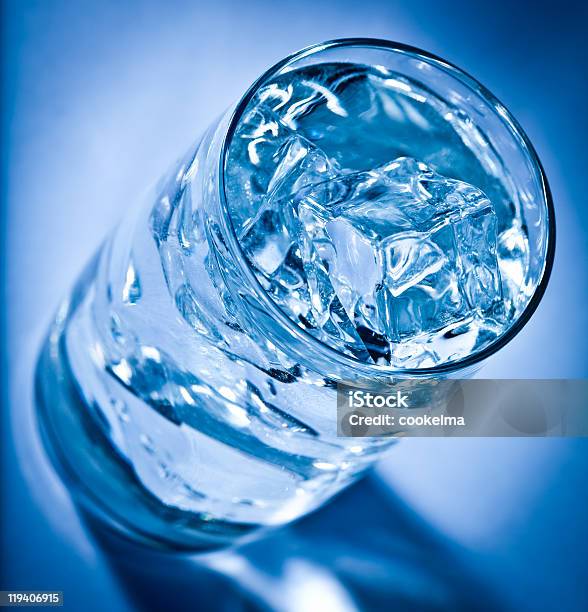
[2,1,587,610]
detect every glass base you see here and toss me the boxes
[34,301,261,552]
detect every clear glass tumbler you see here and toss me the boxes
[35,39,554,551]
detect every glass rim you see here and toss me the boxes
[218,37,556,377]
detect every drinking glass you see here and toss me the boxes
[36,39,554,550]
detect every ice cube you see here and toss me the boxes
[240,135,339,275]
[267,135,339,202]
[239,208,292,276]
[240,136,375,362]
[293,157,503,356]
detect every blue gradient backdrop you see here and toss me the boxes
[2,1,587,611]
